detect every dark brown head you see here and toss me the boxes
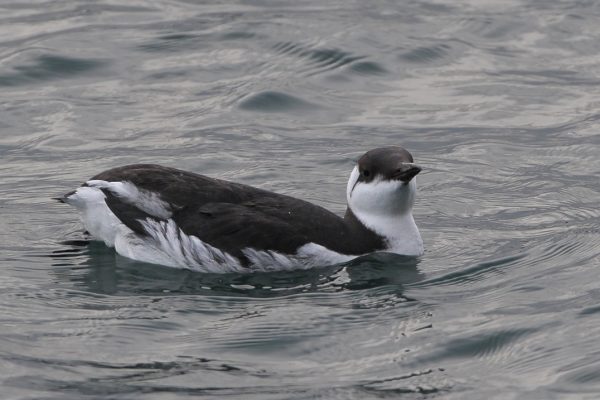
[357,146,421,184]
[347,146,421,215]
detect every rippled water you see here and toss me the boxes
[2,0,600,398]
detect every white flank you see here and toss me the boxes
[115,219,245,273]
[123,219,355,273]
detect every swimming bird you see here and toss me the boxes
[56,146,423,273]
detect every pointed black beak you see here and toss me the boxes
[393,163,421,183]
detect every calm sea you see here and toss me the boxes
[1,0,599,398]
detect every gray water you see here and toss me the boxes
[1,0,600,398]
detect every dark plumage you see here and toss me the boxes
[58,146,423,270]
[91,164,384,262]
[352,147,421,192]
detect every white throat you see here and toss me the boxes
[346,166,424,256]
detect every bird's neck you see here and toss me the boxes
[345,206,423,256]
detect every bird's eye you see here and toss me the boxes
[362,169,370,177]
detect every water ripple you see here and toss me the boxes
[272,41,385,76]
[409,254,526,288]
[238,91,318,113]
[0,54,106,87]
[2,0,600,399]
[399,44,450,63]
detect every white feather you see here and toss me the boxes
[116,219,354,273]
[63,186,122,247]
[86,180,172,219]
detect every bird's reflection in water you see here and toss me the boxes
[49,240,424,299]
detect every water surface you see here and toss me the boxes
[1,0,600,398]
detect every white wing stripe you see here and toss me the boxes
[86,180,172,219]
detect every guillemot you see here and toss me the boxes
[56,146,423,273]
